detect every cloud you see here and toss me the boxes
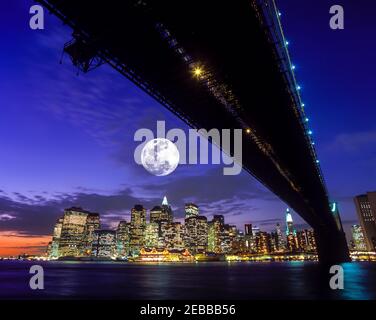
[0,213,17,221]
[329,130,376,153]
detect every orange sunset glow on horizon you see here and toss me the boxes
[0,231,51,257]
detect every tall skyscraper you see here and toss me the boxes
[244,224,253,236]
[244,224,256,253]
[354,192,376,251]
[296,229,316,253]
[92,230,116,259]
[285,209,295,236]
[116,220,130,258]
[255,231,271,254]
[275,223,286,252]
[144,223,159,249]
[83,213,100,255]
[208,215,224,253]
[185,215,208,253]
[161,222,184,250]
[49,217,64,259]
[129,204,146,255]
[161,196,173,223]
[221,224,237,254]
[150,206,167,224]
[58,207,90,257]
[351,224,367,251]
[285,209,299,252]
[185,203,199,219]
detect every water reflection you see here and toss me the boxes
[0,261,375,299]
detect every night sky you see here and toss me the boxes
[1,0,375,256]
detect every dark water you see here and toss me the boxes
[0,261,375,300]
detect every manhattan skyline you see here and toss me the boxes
[1,0,376,257]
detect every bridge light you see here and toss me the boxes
[305,117,309,122]
[316,159,320,164]
[285,40,289,46]
[311,141,315,146]
[308,130,313,135]
[193,67,203,78]
[296,85,301,91]
[278,12,282,17]
[291,65,296,70]
[301,103,305,107]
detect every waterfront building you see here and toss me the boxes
[185,215,208,253]
[221,224,237,254]
[144,222,160,249]
[161,222,184,250]
[129,205,146,255]
[255,231,271,254]
[116,220,130,258]
[58,207,90,257]
[92,230,116,259]
[275,223,286,252]
[351,224,367,251]
[208,215,224,253]
[243,224,256,253]
[83,213,100,255]
[296,229,316,253]
[49,217,64,259]
[354,192,376,251]
[134,248,194,262]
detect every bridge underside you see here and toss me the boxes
[37,0,350,262]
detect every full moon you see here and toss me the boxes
[141,138,180,176]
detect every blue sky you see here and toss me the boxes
[1,0,375,248]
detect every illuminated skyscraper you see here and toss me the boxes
[244,224,256,253]
[185,215,208,253]
[49,217,64,259]
[150,206,167,224]
[185,203,199,219]
[354,193,376,251]
[285,209,299,252]
[351,224,367,251]
[285,209,295,236]
[83,213,100,255]
[129,204,146,255]
[58,207,90,257]
[144,223,159,249]
[221,224,237,254]
[92,230,116,259]
[208,215,224,253]
[275,223,286,252]
[296,229,316,252]
[244,224,252,236]
[255,231,271,254]
[116,220,130,258]
[161,222,184,250]
[161,196,173,223]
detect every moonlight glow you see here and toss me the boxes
[141,138,180,176]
